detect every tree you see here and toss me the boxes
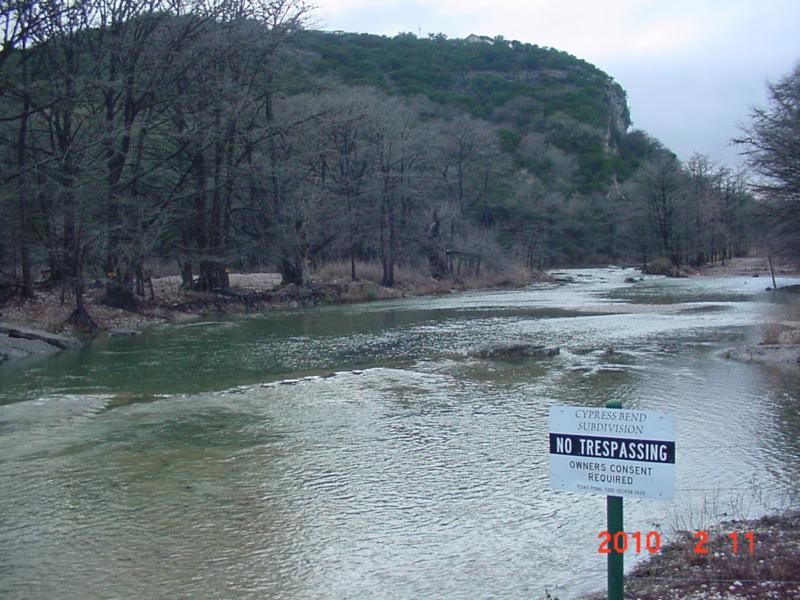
[0,0,42,297]
[632,154,685,265]
[736,62,800,256]
[315,89,371,282]
[367,96,425,287]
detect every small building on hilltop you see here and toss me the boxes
[465,34,493,44]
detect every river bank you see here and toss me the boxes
[582,512,800,600]
[716,260,800,369]
[4,257,798,337]
[0,266,549,356]
[696,256,800,279]
[3,258,799,367]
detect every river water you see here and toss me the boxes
[1,268,799,599]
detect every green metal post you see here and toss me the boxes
[606,399,623,600]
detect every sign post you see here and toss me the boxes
[605,399,623,600]
[548,402,675,600]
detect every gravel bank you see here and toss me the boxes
[582,513,800,600]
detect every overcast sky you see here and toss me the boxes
[311,0,800,168]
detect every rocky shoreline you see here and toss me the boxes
[582,512,800,600]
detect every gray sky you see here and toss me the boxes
[312,0,800,168]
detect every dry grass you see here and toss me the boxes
[760,322,800,345]
[314,260,433,286]
[761,323,787,345]
[0,287,167,333]
[315,260,542,290]
[0,273,277,334]
[698,256,800,277]
[311,260,546,304]
[780,329,800,345]
[150,273,282,295]
[645,257,674,275]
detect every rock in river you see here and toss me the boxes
[109,328,142,337]
[0,323,81,350]
[0,322,82,364]
[469,342,560,359]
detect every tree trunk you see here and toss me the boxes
[347,194,357,281]
[427,211,448,280]
[101,278,137,310]
[16,55,34,299]
[67,231,97,333]
[197,260,230,291]
[17,194,34,299]
[382,197,396,287]
[280,254,310,287]
[135,260,146,297]
[380,192,388,285]
[181,260,194,289]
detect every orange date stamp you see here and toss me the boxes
[598,530,755,555]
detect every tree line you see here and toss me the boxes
[617,145,753,271]
[0,0,763,326]
[1,0,319,323]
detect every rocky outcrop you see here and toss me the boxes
[469,342,560,359]
[0,322,81,365]
[604,80,631,151]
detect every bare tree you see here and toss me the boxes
[736,61,800,256]
[0,0,43,296]
[367,96,424,287]
[314,89,371,281]
[634,154,685,264]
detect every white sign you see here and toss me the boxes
[549,405,675,500]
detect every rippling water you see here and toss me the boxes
[1,269,799,599]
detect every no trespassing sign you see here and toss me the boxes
[549,406,675,500]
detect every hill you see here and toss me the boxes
[287,30,635,192]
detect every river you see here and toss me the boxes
[1,268,799,599]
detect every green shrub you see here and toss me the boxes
[365,282,380,300]
[645,257,673,275]
[498,128,522,153]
